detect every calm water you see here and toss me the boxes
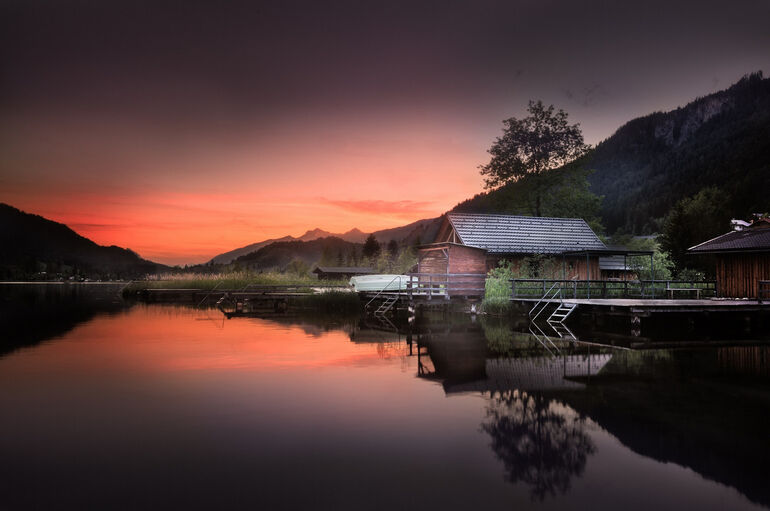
[1,284,769,510]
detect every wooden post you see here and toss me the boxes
[511,279,516,298]
[650,253,655,299]
[428,274,432,300]
[586,253,591,299]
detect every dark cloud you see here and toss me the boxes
[0,0,768,145]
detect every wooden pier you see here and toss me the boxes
[511,296,770,315]
[359,272,487,316]
[130,285,353,316]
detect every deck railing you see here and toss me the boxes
[405,273,487,298]
[511,279,717,300]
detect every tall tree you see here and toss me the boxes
[480,100,589,216]
[362,234,381,259]
[659,187,732,274]
[386,239,399,259]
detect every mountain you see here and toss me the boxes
[371,217,442,246]
[0,203,166,279]
[453,72,770,234]
[210,218,441,264]
[298,227,369,243]
[210,228,370,264]
[233,236,362,270]
[209,235,298,265]
[586,71,770,233]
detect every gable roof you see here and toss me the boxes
[688,225,770,254]
[446,213,606,254]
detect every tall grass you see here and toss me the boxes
[124,271,348,293]
[482,276,512,314]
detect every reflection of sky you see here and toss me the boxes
[0,305,763,510]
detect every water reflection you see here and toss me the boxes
[414,314,770,508]
[1,287,769,510]
[0,283,128,357]
[482,390,595,501]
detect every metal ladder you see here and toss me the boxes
[528,322,560,356]
[529,282,563,320]
[548,321,577,341]
[374,294,399,317]
[548,302,578,324]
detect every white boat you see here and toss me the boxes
[349,274,414,292]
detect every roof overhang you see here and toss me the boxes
[416,242,487,252]
[689,248,770,255]
[562,248,654,256]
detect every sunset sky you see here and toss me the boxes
[2,0,768,265]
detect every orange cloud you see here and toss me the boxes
[320,198,439,218]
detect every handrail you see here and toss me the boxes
[512,278,717,300]
[529,281,562,320]
[196,281,224,308]
[365,275,407,309]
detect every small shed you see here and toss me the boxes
[688,218,770,298]
[312,266,375,281]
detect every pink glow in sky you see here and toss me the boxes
[1,110,487,264]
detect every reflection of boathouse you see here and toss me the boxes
[446,354,612,394]
[415,325,612,393]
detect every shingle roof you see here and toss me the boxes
[447,213,606,254]
[688,226,770,253]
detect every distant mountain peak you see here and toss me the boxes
[299,228,333,241]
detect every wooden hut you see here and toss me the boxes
[688,218,770,298]
[417,213,608,281]
[312,266,375,281]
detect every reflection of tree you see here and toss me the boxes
[481,390,595,501]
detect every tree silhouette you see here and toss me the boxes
[481,390,596,501]
[386,239,399,259]
[362,234,381,259]
[480,101,589,216]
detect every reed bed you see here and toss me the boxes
[123,271,348,294]
[481,276,512,314]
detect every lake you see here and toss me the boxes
[1,283,769,510]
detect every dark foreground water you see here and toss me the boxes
[1,284,769,510]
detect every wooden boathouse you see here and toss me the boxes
[417,212,610,282]
[688,218,770,299]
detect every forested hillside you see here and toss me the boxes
[0,203,165,279]
[454,72,770,235]
[233,237,363,271]
[589,72,769,233]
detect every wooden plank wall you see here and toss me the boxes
[447,245,487,295]
[716,253,770,298]
[447,245,487,274]
[485,255,600,280]
[417,248,448,274]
